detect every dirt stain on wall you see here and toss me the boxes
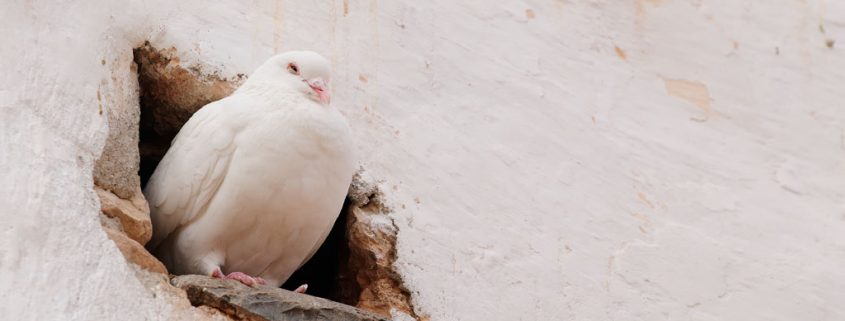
[661,77,715,120]
[614,46,627,60]
[634,0,666,31]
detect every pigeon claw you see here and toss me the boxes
[294,284,308,294]
[211,268,266,287]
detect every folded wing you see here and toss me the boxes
[144,99,239,250]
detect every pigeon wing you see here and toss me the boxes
[144,99,239,250]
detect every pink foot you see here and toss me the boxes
[294,284,308,294]
[211,268,267,286]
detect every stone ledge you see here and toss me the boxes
[171,275,390,321]
[104,227,167,275]
[95,186,152,245]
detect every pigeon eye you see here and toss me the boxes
[287,63,300,75]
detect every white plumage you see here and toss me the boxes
[144,51,355,287]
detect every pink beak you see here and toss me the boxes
[306,78,330,104]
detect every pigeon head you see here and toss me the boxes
[246,51,332,104]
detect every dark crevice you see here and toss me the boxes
[282,198,358,303]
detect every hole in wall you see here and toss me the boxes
[133,43,422,320]
[134,42,349,300]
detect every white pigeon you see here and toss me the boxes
[144,51,355,289]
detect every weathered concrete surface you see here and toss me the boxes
[339,170,417,320]
[92,44,143,200]
[172,275,389,321]
[4,1,845,321]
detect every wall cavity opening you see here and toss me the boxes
[132,43,422,320]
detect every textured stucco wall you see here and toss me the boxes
[2,1,845,320]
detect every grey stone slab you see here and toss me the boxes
[172,275,390,321]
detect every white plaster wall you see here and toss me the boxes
[2,0,844,320]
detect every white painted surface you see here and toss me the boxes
[2,1,844,320]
